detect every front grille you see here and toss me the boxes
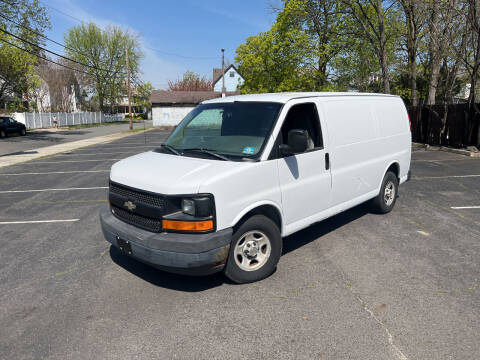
[110,182,166,209]
[112,205,162,232]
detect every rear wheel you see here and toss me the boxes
[371,171,398,214]
[225,215,282,284]
[20,128,26,136]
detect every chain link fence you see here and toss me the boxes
[11,112,124,129]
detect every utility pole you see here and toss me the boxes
[221,48,226,98]
[126,47,133,130]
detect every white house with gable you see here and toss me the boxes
[213,65,244,92]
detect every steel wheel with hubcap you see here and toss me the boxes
[371,171,398,213]
[225,215,282,284]
[234,230,271,272]
[383,181,396,207]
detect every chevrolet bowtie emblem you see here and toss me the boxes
[124,201,136,211]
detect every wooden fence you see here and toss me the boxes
[409,104,480,148]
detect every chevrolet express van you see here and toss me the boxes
[100,92,411,283]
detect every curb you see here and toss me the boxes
[0,128,156,169]
[412,142,480,158]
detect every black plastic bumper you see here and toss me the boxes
[99,205,232,275]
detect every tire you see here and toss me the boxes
[0,130,6,138]
[371,171,399,214]
[224,215,282,284]
[20,128,26,136]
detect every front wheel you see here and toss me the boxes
[224,215,282,284]
[0,130,6,138]
[371,171,399,214]
[20,128,26,136]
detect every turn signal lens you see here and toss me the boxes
[162,219,214,232]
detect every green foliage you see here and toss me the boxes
[64,23,143,111]
[0,0,50,108]
[134,82,153,110]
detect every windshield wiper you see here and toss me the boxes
[181,148,230,161]
[159,144,181,155]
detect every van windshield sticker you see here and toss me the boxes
[242,147,256,154]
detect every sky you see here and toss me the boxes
[41,0,278,89]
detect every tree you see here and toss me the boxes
[0,0,50,109]
[168,71,212,91]
[341,0,402,94]
[235,17,312,92]
[397,0,425,105]
[274,0,347,87]
[64,23,142,112]
[424,1,457,105]
[36,58,79,112]
[134,81,153,112]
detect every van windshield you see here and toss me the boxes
[164,101,282,159]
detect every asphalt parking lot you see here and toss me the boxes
[0,131,479,360]
[0,120,151,157]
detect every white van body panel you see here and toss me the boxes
[197,160,283,233]
[109,92,411,238]
[319,96,410,208]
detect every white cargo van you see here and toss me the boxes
[100,92,411,283]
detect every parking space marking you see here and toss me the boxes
[31,200,107,204]
[0,219,79,224]
[61,151,140,156]
[24,159,122,164]
[0,170,109,176]
[413,174,480,180]
[451,206,480,209]
[85,145,157,150]
[412,159,478,162]
[0,186,108,194]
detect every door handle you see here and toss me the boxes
[325,153,330,170]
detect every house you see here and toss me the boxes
[150,90,239,126]
[212,65,244,92]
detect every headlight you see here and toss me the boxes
[182,199,195,216]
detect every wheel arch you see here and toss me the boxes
[231,201,284,235]
[376,160,400,192]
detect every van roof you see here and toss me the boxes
[202,92,398,105]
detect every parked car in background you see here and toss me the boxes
[100,92,412,283]
[0,117,27,138]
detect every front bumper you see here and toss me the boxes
[99,205,232,275]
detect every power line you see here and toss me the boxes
[0,36,91,75]
[0,0,126,76]
[0,11,91,59]
[143,45,221,60]
[0,27,126,76]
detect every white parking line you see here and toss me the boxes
[451,206,480,209]
[25,159,122,164]
[61,151,140,156]
[414,174,480,180]
[0,170,109,176]
[0,219,80,224]
[87,145,157,150]
[0,186,108,194]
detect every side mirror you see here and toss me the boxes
[279,129,309,156]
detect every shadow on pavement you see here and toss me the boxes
[109,202,372,291]
[283,202,371,255]
[109,246,225,292]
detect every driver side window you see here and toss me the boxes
[270,102,323,159]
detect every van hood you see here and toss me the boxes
[110,151,248,194]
